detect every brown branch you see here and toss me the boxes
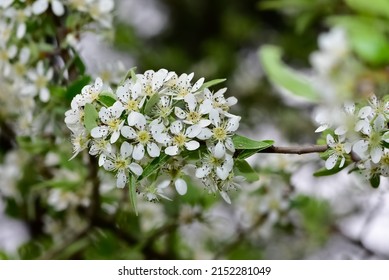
[259,144,328,155]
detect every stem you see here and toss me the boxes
[259,144,328,155]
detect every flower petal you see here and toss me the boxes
[371,147,383,164]
[133,143,145,161]
[129,162,143,176]
[185,140,200,151]
[185,125,201,138]
[197,128,212,140]
[120,141,133,158]
[116,170,127,188]
[165,145,179,156]
[325,154,338,170]
[91,126,109,138]
[170,120,182,135]
[174,178,187,195]
[219,191,231,204]
[214,142,226,159]
[174,107,186,119]
[147,142,160,158]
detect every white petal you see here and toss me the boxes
[121,126,137,139]
[326,134,335,146]
[185,125,201,138]
[374,115,385,132]
[147,142,160,157]
[225,138,235,152]
[133,144,145,161]
[371,147,383,164]
[199,99,213,114]
[165,145,179,156]
[170,120,183,135]
[226,116,240,132]
[17,23,26,39]
[226,96,237,107]
[197,128,212,140]
[216,166,229,180]
[209,109,220,126]
[339,156,345,168]
[127,111,145,129]
[198,119,211,127]
[158,180,170,189]
[129,162,143,176]
[214,142,226,159]
[184,93,197,111]
[98,154,106,166]
[91,126,109,138]
[185,140,200,151]
[39,87,50,102]
[152,69,167,90]
[117,170,127,188]
[191,77,204,93]
[110,130,120,144]
[358,106,372,119]
[220,191,231,204]
[352,140,368,158]
[32,0,48,15]
[195,164,211,178]
[174,178,187,195]
[103,160,115,171]
[325,154,338,170]
[120,141,133,158]
[174,107,187,119]
[52,0,65,16]
[335,125,347,136]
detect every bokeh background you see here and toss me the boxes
[1,0,389,259]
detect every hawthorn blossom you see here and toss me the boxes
[325,134,351,170]
[91,101,125,143]
[136,69,170,97]
[0,43,17,76]
[116,80,143,112]
[22,61,53,102]
[120,111,162,160]
[165,120,201,156]
[166,72,204,100]
[200,109,240,158]
[195,147,234,181]
[103,142,143,188]
[203,87,237,114]
[4,6,32,38]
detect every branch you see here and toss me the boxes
[259,144,328,155]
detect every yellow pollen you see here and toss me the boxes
[35,76,47,89]
[145,84,154,96]
[126,100,139,111]
[115,158,127,170]
[173,133,186,147]
[137,130,150,144]
[213,127,227,141]
[187,111,200,123]
[107,119,121,130]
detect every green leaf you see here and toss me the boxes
[313,164,348,177]
[84,103,99,132]
[129,175,138,216]
[370,174,380,188]
[138,153,169,180]
[233,159,259,182]
[259,45,319,102]
[98,92,117,107]
[345,0,389,19]
[144,93,160,115]
[233,134,274,150]
[199,78,226,91]
[65,75,91,101]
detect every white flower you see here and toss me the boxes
[200,109,240,158]
[89,138,112,166]
[80,77,104,105]
[174,93,212,131]
[116,80,144,112]
[164,120,201,155]
[195,148,234,181]
[152,95,174,125]
[157,178,187,196]
[91,101,125,143]
[367,94,389,121]
[0,43,17,76]
[379,151,389,177]
[353,115,387,164]
[203,87,237,113]
[32,0,65,16]
[70,127,90,160]
[4,6,32,38]
[136,68,170,97]
[88,0,114,27]
[0,0,13,8]
[144,180,172,201]
[166,72,204,99]
[103,141,143,188]
[325,134,352,169]
[12,47,30,79]
[22,61,53,102]
[120,111,161,160]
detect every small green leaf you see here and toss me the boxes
[199,78,226,91]
[233,134,273,150]
[66,75,91,101]
[259,45,319,102]
[129,175,138,215]
[84,103,99,132]
[370,174,380,188]
[138,153,169,180]
[98,92,117,107]
[234,159,259,182]
[144,93,160,115]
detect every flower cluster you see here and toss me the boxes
[0,0,114,135]
[65,69,243,203]
[318,94,389,185]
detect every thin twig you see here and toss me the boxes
[259,144,328,155]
